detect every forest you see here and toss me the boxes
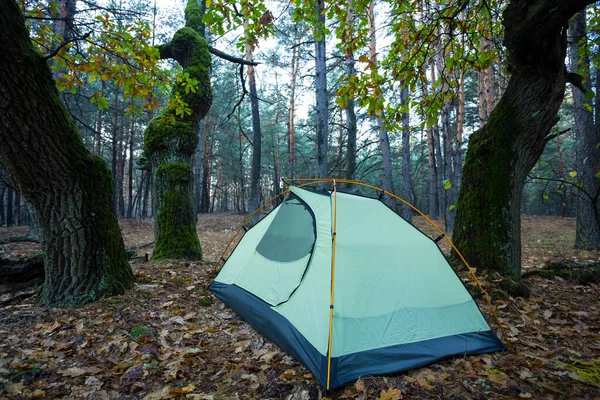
[0,0,600,398]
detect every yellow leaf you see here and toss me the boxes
[487,372,509,385]
[377,388,402,400]
[168,384,195,394]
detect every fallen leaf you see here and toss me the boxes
[377,388,402,400]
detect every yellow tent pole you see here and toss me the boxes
[325,178,338,392]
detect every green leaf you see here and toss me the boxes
[543,194,549,200]
[449,205,456,211]
[443,180,452,190]
[585,90,595,101]
[570,171,577,178]
[531,110,540,118]
[584,103,593,112]
[97,96,109,110]
[596,172,600,179]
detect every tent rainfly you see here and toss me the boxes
[209,183,506,390]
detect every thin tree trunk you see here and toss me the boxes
[111,87,120,214]
[287,34,298,180]
[400,87,413,222]
[456,68,465,189]
[0,0,133,306]
[314,0,328,178]
[367,1,394,207]
[6,185,13,227]
[94,85,103,156]
[141,170,151,218]
[200,114,213,214]
[422,74,438,220]
[245,20,262,217]
[127,116,135,218]
[570,11,600,250]
[344,0,357,182]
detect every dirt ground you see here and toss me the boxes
[0,214,599,399]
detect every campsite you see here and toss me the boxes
[1,210,599,399]
[2,0,600,398]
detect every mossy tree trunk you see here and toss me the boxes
[452,0,595,281]
[144,0,212,260]
[0,0,134,307]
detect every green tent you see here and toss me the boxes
[210,185,505,389]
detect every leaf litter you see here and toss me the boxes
[0,214,599,399]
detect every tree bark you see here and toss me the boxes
[453,0,596,280]
[0,0,134,307]
[569,11,600,250]
[314,0,329,178]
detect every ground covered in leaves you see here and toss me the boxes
[0,214,599,399]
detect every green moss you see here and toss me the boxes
[144,115,194,156]
[452,98,522,279]
[156,162,191,184]
[152,190,202,261]
[185,0,206,35]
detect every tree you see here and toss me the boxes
[0,0,134,307]
[452,0,596,281]
[245,18,263,217]
[569,10,600,250]
[314,0,329,178]
[143,0,212,260]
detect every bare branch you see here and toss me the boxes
[42,31,91,60]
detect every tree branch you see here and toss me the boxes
[208,46,259,66]
[42,31,91,60]
[544,127,571,142]
[567,71,591,94]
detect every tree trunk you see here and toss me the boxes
[367,1,394,208]
[127,116,135,218]
[400,87,413,222]
[453,0,595,280]
[94,83,104,156]
[314,0,328,178]
[344,1,357,182]
[245,20,262,217]
[287,34,298,180]
[141,169,152,218]
[111,88,121,216]
[200,114,213,214]
[422,74,438,220]
[143,0,211,260]
[0,0,134,307]
[570,11,600,250]
[6,185,13,227]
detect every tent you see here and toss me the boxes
[209,183,505,390]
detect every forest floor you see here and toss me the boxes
[0,214,599,399]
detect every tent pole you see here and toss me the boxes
[325,178,338,392]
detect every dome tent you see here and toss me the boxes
[209,180,506,390]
